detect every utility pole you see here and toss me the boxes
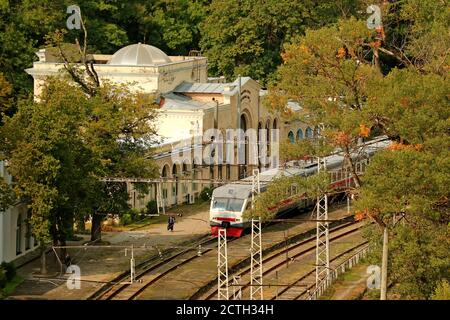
[315,157,330,288]
[217,228,229,300]
[237,75,242,178]
[250,218,263,300]
[237,74,241,130]
[130,245,135,284]
[380,225,388,300]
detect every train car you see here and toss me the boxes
[209,136,391,237]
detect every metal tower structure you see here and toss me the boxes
[315,157,330,288]
[249,169,263,300]
[250,218,263,300]
[232,276,242,300]
[217,228,229,300]
[251,169,260,208]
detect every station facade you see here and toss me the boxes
[0,161,38,263]
[24,43,315,210]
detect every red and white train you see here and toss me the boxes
[209,136,391,237]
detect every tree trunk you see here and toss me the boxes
[40,246,47,275]
[90,211,102,242]
[77,216,86,232]
[344,144,361,188]
[65,211,74,240]
[380,226,388,300]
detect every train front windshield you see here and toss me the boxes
[212,198,245,212]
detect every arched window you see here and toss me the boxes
[306,127,313,138]
[297,129,304,140]
[265,119,271,167]
[288,131,295,144]
[25,211,32,250]
[172,164,178,201]
[192,159,199,191]
[161,165,169,178]
[172,164,178,177]
[16,214,22,255]
[161,165,170,200]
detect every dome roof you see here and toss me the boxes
[108,43,171,66]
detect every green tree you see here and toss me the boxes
[269,18,381,188]
[200,0,362,84]
[355,69,450,299]
[432,280,450,300]
[0,78,159,272]
[257,2,449,298]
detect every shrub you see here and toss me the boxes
[431,280,450,300]
[146,200,158,215]
[0,262,16,281]
[200,186,214,202]
[121,213,132,226]
[129,208,140,221]
[0,267,7,289]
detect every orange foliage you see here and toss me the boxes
[337,47,346,59]
[281,51,294,63]
[333,131,351,145]
[354,210,366,221]
[387,142,409,151]
[359,124,370,138]
[399,97,409,107]
[388,142,424,152]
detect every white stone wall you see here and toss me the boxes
[0,161,38,263]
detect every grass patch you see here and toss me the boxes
[112,202,210,231]
[340,270,362,282]
[1,275,24,299]
[319,286,337,300]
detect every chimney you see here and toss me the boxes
[36,49,46,62]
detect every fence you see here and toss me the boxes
[307,245,370,300]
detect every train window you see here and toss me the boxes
[212,198,245,212]
[228,199,245,211]
[212,198,227,210]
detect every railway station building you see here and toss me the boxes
[0,161,39,263]
[24,43,315,210]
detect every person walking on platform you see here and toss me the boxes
[167,215,175,232]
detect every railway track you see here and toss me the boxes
[271,241,369,300]
[88,234,215,300]
[199,220,364,300]
[90,203,356,300]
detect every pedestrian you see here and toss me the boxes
[64,252,72,271]
[167,215,175,232]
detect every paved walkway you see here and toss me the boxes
[323,263,370,300]
[8,203,211,300]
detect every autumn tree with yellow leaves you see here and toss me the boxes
[254,1,449,299]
